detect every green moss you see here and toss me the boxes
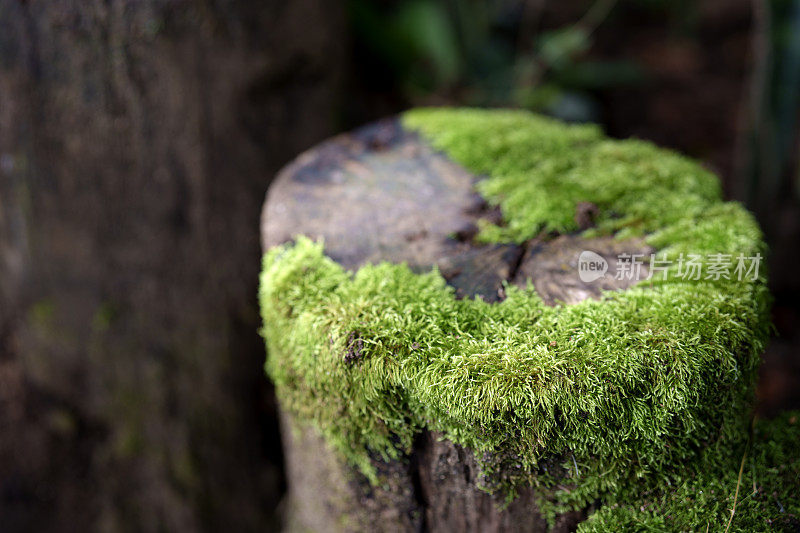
[260,108,772,512]
[578,412,800,532]
[403,108,722,242]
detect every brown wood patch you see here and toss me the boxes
[515,235,654,306]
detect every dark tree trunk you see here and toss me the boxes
[0,1,345,531]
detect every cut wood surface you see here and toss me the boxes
[261,118,651,532]
[263,118,650,305]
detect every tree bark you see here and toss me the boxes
[261,118,650,532]
[0,1,345,531]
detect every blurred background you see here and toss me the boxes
[0,0,798,531]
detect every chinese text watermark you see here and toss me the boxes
[578,252,762,283]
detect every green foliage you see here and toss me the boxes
[347,0,643,121]
[349,0,462,92]
[578,412,800,532]
[260,108,771,514]
[537,28,591,71]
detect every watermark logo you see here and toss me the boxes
[577,251,762,283]
[578,250,608,282]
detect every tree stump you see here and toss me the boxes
[260,108,771,532]
[261,118,654,531]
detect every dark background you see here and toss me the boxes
[0,0,798,531]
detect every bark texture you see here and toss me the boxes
[0,1,345,531]
[262,119,650,532]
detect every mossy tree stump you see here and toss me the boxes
[260,110,771,532]
[262,119,619,531]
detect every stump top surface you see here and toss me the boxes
[263,119,476,270]
[262,118,650,304]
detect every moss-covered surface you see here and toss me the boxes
[260,108,774,518]
[578,412,800,532]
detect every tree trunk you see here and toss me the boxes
[0,1,345,531]
[261,118,651,532]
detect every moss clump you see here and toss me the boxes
[260,108,771,512]
[403,108,723,242]
[578,412,800,532]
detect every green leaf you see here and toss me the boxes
[537,28,591,70]
[392,0,462,86]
